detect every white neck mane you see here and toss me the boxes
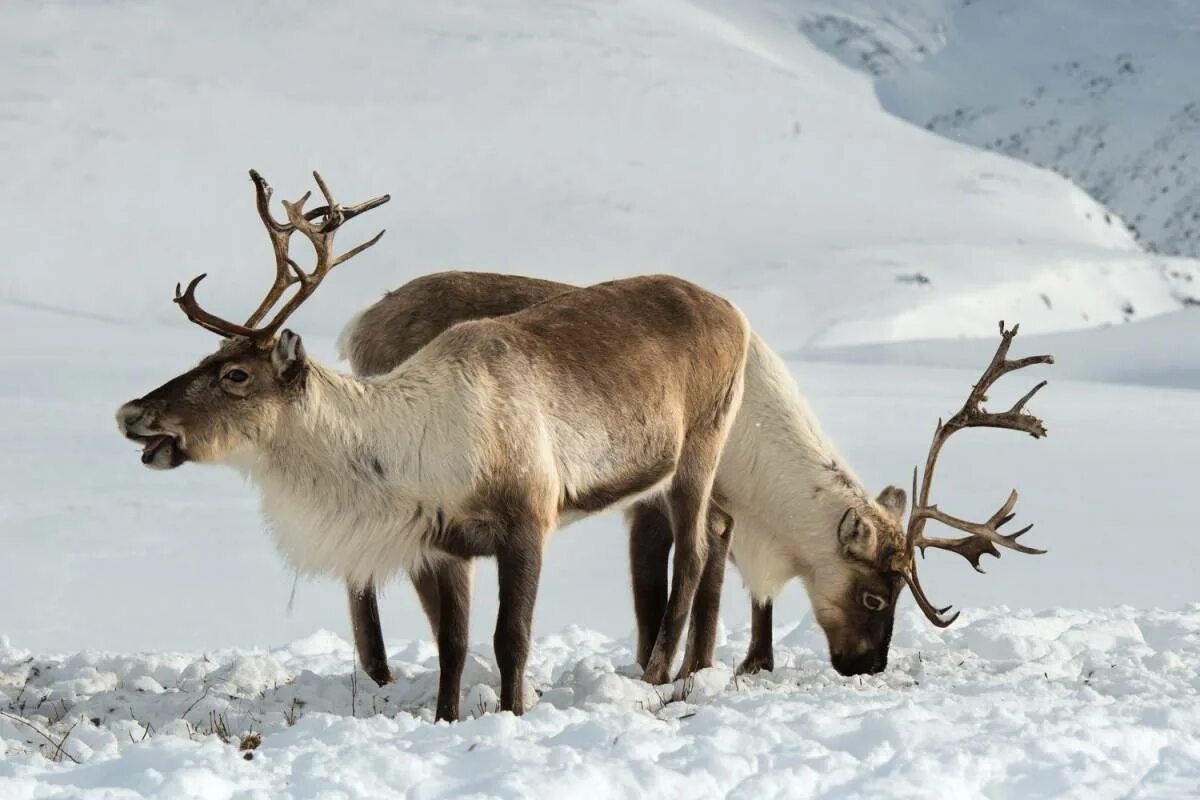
[227,357,480,587]
[717,335,876,598]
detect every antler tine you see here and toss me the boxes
[172,170,390,341]
[251,174,389,339]
[248,170,291,234]
[244,170,306,327]
[174,274,259,338]
[901,568,959,628]
[900,322,1052,625]
[912,489,1047,572]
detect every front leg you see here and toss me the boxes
[347,581,391,686]
[429,559,472,722]
[737,598,774,674]
[494,532,544,715]
[412,567,443,638]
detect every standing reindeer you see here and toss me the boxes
[115,171,750,720]
[341,273,1053,679]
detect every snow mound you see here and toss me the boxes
[3,608,1200,798]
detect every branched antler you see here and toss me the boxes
[173,170,390,341]
[900,322,1053,626]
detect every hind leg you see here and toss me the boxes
[642,436,725,685]
[628,502,674,668]
[677,503,733,679]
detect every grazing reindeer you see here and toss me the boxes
[341,273,1052,678]
[115,171,750,720]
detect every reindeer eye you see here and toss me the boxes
[224,368,250,384]
[861,591,888,611]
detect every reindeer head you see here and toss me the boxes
[812,323,1053,675]
[116,170,389,469]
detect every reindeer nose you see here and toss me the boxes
[831,651,886,677]
[116,402,145,435]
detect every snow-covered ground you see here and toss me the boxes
[3,0,1199,797]
[5,606,1200,798]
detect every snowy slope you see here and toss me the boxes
[796,0,1200,259]
[796,309,1200,390]
[1,0,1196,351]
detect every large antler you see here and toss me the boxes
[900,321,1054,627]
[173,170,390,341]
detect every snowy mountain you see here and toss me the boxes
[799,0,1200,259]
[3,1,1200,797]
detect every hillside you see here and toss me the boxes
[798,0,1200,259]
[2,0,1196,351]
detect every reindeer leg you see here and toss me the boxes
[628,502,674,669]
[348,581,391,686]
[412,567,442,638]
[432,559,472,722]
[737,599,774,674]
[643,450,719,685]
[494,531,543,715]
[677,503,732,680]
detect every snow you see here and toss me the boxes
[810,0,1200,260]
[5,607,1200,798]
[3,0,1200,796]
[797,308,1200,390]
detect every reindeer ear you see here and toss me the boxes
[875,485,908,524]
[837,508,878,561]
[272,329,307,385]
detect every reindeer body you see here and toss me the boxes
[341,272,878,676]
[248,276,746,587]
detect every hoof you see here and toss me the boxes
[674,658,713,682]
[642,664,671,685]
[735,655,773,675]
[364,665,393,687]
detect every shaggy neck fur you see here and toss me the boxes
[718,335,893,601]
[229,358,480,587]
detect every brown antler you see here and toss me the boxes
[900,321,1054,626]
[173,170,390,341]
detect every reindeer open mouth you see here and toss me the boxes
[139,434,182,464]
[117,399,190,469]
[120,424,188,469]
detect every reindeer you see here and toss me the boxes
[115,171,750,720]
[341,272,1053,679]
